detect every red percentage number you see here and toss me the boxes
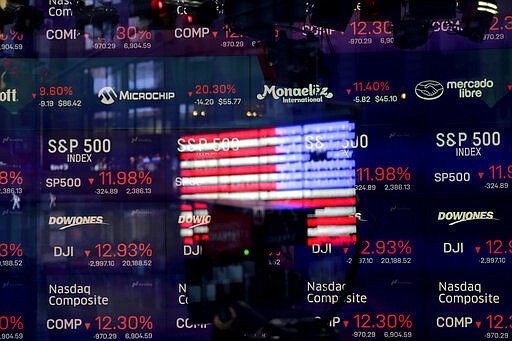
[357,166,411,182]
[398,240,412,254]
[398,314,413,328]
[0,243,23,257]
[353,81,391,92]
[397,167,411,181]
[138,30,152,40]
[116,26,153,41]
[226,84,236,94]
[354,313,413,329]
[139,243,153,257]
[380,81,390,90]
[138,171,153,185]
[39,86,73,96]
[95,315,154,331]
[101,171,153,185]
[139,316,153,330]
[362,240,412,255]
[194,84,237,95]
[0,316,24,330]
[0,171,22,185]
[0,30,23,41]
[9,30,22,41]
[10,171,23,184]
[98,243,154,258]
[10,243,23,256]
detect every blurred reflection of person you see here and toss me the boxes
[49,193,56,209]
[0,70,6,90]
[93,157,108,171]
[129,156,136,170]
[11,193,20,210]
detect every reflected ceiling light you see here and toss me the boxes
[458,0,498,42]
[477,1,498,15]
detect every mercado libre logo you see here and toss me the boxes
[414,80,444,101]
[98,86,176,105]
[49,215,110,230]
[415,78,495,100]
[256,84,333,103]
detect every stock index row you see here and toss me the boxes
[0,1,510,57]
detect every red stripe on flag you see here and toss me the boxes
[307,216,357,227]
[180,146,277,160]
[180,182,277,194]
[307,235,357,246]
[269,198,356,208]
[181,128,277,142]
[181,165,277,177]
[179,133,219,142]
[219,128,277,139]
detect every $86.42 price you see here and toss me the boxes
[39,100,82,108]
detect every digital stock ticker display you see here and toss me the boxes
[0,0,512,340]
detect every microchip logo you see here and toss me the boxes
[98,86,117,105]
[415,80,444,101]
